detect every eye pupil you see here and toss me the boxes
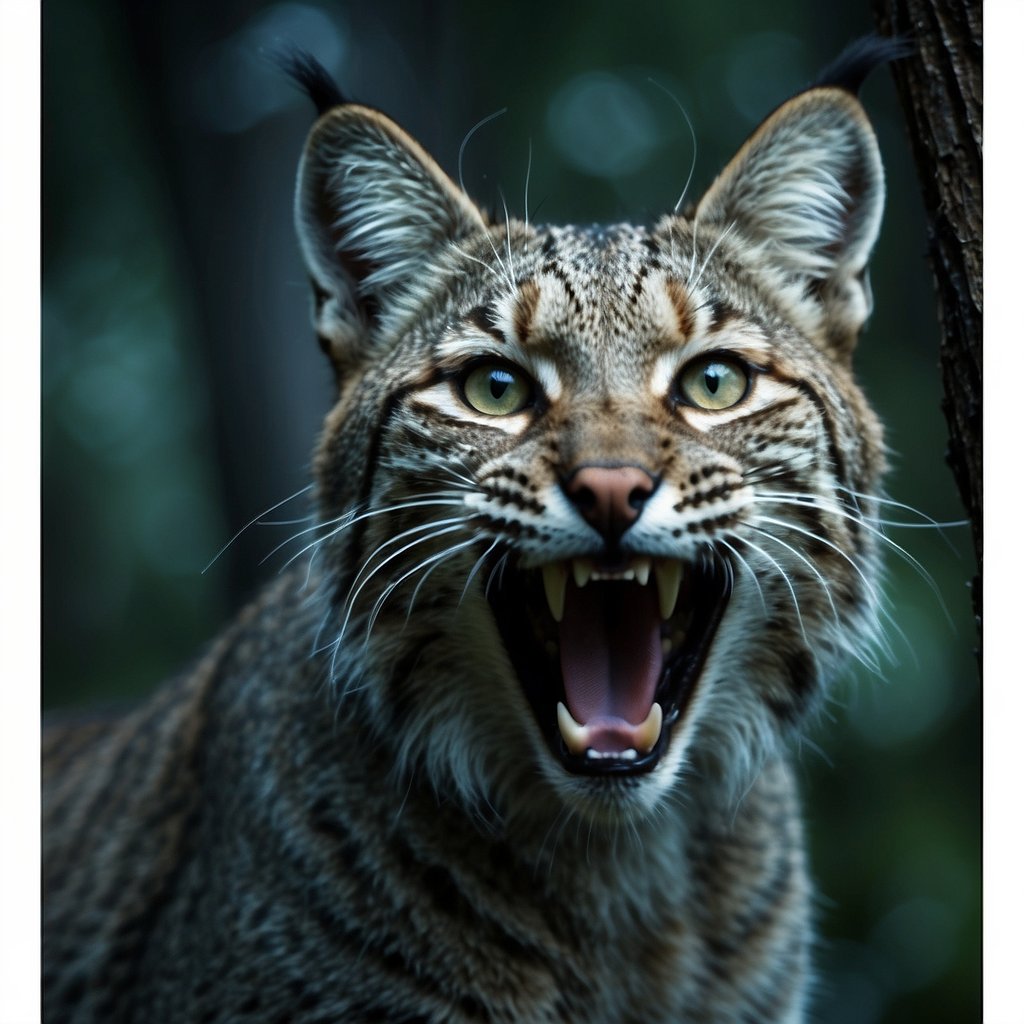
[489,370,513,399]
[704,368,721,394]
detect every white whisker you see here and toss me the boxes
[731,534,809,644]
[365,536,479,643]
[523,138,533,233]
[270,495,468,572]
[202,482,315,574]
[336,521,469,650]
[719,537,768,615]
[750,491,946,606]
[499,190,517,291]
[458,107,508,196]
[689,220,737,291]
[647,77,698,214]
[450,242,507,285]
[459,538,501,608]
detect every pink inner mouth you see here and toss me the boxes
[558,581,663,752]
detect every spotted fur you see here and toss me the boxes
[44,42,896,1024]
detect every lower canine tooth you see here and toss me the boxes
[635,702,663,755]
[557,701,590,755]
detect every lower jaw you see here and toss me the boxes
[488,554,733,779]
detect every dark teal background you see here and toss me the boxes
[42,2,979,1021]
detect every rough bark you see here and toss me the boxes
[872,0,982,639]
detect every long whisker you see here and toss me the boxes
[523,138,533,233]
[270,495,468,571]
[753,488,966,533]
[458,107,508,195]
[731,535,809,644]
[314,518,470,661]
[750,492,946,607]
[499,189,517,291]
[743,472,943,575]
[335,521,469,649]
[745,524,885,675]
[834,483,966,523]
[718,537,768,615]
[749,512,883,603]
[365,536,480,643]
[748,512,908,663]
[750,470,968,531]
[484,551,512,601]
[257,513,319,527]
[647,77,698,214]
[689,220,737,291]
[202,482,316,573]
[347,514,474,596]
[450,242,508,286]
[432,458,480,489]
[406,542,474,625]
[459,538,501,607]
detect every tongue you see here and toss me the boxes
[558,581,663,736]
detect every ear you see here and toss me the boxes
[295,105,488,368]
[694,87,884,357]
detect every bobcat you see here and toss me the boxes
[44,39,902,1024]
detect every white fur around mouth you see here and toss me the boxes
[541,557,683,622]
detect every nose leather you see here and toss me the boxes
[564,465,657,542]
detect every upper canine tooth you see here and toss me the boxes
[632,557,651,586]
[655,560,682,619]
[542,563,568,622]
[572,558,594,588]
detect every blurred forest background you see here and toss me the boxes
[41,1,979,1021]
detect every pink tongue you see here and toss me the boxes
[559,581,663,730]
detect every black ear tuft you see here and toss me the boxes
[812,34,915,95]
[270,46,347,116]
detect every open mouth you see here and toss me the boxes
[488,550,733,776]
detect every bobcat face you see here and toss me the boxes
[296,87,886,821]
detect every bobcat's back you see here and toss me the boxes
[44,42,899,1024]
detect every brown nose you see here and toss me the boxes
[564,465,658,542]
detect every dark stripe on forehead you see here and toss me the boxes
[664,279,696,338]
[540,260,583,315]
[706,298,743,332]
[513,279,541,343]
[465,305,506,344]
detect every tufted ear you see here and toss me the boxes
[694,87,884,357]
[294,105,488,368]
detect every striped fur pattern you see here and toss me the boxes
[44,47,893,1024]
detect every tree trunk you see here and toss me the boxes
[872,0,982,641]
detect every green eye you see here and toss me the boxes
[461,363,533,416]
[676,356,749,411]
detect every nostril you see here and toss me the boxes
[628,483,653,510]
[574,485,597,512]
